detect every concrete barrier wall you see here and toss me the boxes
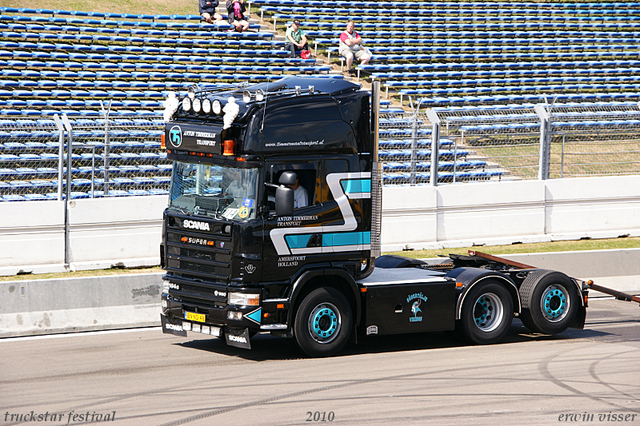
[1,175,639,275]
[0,196,167,276]
[503,249,640,295]
[0,273,162,337]
[381,175,640,251]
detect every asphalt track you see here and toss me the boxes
[0,299,638,426]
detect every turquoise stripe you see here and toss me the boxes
[323,231,371,247]
[285,234,313,249]
[286,232,371,249]
[341,179,371,194]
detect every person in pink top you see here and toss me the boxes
[339,20,372,73]
[226,0,250,32]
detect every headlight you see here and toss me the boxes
[193,97,201,113]
[202,98,211,114]
[255,89,265,101]
[228,292,260,306]
[242,90,251,103]
[182,97,191,112]
[212,99,222,115]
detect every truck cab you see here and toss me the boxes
[160,77,381,355]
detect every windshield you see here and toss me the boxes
[168,161,259,221]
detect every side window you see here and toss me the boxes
[265,163,318,211]
[320,160,350,203]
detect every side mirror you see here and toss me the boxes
[275,186,294,217]
[278,171,297,186]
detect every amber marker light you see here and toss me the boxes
[223,140,234,156]
[160,134,166,149]
[360,287,367,293]
[181,237,188,242]
[277,304,284,309]
[456,282,464,288]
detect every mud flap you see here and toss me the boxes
[161,314,187,337]
[571,305,587,330]
[225,328,252,350]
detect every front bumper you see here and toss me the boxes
[161,292,263,349]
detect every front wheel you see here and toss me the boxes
[294,287,352,357]
[460,281,514,344]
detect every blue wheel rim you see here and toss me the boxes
[473,292,503,332]
[540,285,570,322]
[308,302,341,344]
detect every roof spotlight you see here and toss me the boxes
[202,98,212,114]
[182,97,192,112]
[212,99,222,115]
[192,97,201,113]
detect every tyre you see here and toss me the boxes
[294,287,352,357]
[460,280,513,345]
[519,271,579,334]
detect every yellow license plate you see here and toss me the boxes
[185,312,206,323]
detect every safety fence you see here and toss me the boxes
[2,101,640,201]
[0,112,168,201]
[385,99,640,184]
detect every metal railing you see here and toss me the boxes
[0,111,168,201]
[422,100,640,183]
[2,100,640,202]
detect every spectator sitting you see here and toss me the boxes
[285,20,310,58]
[339,20,372,73]
[199,0,224,25]
[226,0,250,33]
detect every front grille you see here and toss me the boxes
[167,259,226,276]
[165,226,231,281]
[165,217,232,307]
[167,275,228,309]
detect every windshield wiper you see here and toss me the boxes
[194,205,224,219]
[168,205,190,215]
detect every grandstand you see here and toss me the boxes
[1,0,639,201]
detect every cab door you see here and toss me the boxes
[262,159,325,282]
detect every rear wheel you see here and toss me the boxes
[294,287,352,357]
[519,271,579,334]
[460,281,513,344]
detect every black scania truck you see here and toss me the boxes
[160,76,588,357]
